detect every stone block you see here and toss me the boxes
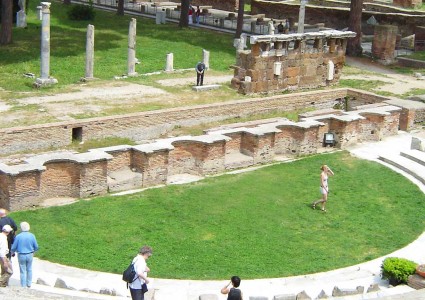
[274,294,296,300]
[332,286,364,297]
[192,85,221,92]
[367,283,380,293]
[199,294,219,300]
[249,297,268,300]
[287,67,300,77]
[316,290,328,299]
[408,274,425,290]
[54,278,69,289]
[296,290,311,300]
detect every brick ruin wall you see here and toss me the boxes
[1,91,425,211]
[251,0,425,36]
[231,31,356,94]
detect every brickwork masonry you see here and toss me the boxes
[1,93,425,210]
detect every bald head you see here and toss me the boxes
[0,209,6,217]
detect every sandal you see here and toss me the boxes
[312,203,316,210]
[321,208,327,212]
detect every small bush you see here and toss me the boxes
[67,3,95,21]
[381,257,418,285]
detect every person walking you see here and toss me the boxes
[0,208,18,260]
[195,6,201,24]
[312,164,335,212]
[195,61,206,86]
[221,276,243,300]
[0,225,14,287]
[11,222,39,288]
[129,245,153,300]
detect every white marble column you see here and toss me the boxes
[127,18,138,77]
[165,53,173,72]
[85,24,95,79]
[297,0,307,34]
[202,49,210,69]
[35,2,57,86]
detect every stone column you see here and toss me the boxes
[297,0,307,34]
[372,25,398,64]
[202,49,210,69]
[127,18,138,77]
[165,53,173,72]
[35,2,57,87]
[85,24,95,79]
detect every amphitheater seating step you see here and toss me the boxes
[225,152,254,170]
[108,168,143,192]
[378,153,425,185]
[400,149,425,168]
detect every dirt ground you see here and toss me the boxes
[0,58,423,129]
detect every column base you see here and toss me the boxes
[127,72,139,77]
[34,77,58,87]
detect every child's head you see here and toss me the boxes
[231,276,241,287]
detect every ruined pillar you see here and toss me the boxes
[127,18,138,77]
[297,0,307,34]
[372,25,398,64]
[202,49,210,69]
[85,24,95,79]
[415,26,425,52]
[165,53,173,72]
[35,2,58,87]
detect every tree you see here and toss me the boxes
[235,0,245,38]
[346,0,363,56]
[0,0,13,45]
[117,0,124,16]
[179,0,189,28]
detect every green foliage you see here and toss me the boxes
[381,257,418,285]
[10,152,425,279]
[67,3,96,21]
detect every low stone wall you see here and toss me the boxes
[397,57,425,68]
[2,98,424,211]
[169,0,238,12]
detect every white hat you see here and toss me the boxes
[2,225,13,233]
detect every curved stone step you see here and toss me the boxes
[400,149,425,168]
[378,153,425,185]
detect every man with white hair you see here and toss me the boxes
[0,208,17,259]
[12,222,39,288]
[0,224,14,287]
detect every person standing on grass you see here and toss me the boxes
[0,225,14,287]
[195,61,206,86]
[312,164,334,212]
[0,208,18,260]
[221,276,243,300]
[129,245,153,300]
[11,222,39,288]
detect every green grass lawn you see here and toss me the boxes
[10,151,425,279]
[0,1,235,93]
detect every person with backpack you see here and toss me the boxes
[195,61,206,86]
[221,276,243,300]
[129,245,153,300]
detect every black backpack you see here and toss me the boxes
[122,262,137,288]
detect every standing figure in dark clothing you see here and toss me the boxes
[221,276,243,300]
[195,61,206,86]
[0,209,17,259]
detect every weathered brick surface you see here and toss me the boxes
[107,150,133,172]
[41,162,81,199]
[372,25,398,62]
[80,161,108,198]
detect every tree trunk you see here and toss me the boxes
[179,0,189,28]
[346,0,363,56]
[235,0,245,38]
[0,0,13,45]
[117,0,124,16]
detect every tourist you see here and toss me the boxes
[195,6,201,24]
[285,19,290,33]
[221,276,243,300]
[188,5,194,24]
[0,225,14,287]
[0,208,18,260]
[11,222,39,288]
[312,165,335,212]
[277,22,284,34]
[129,245,153,300]
[195,61,206,86]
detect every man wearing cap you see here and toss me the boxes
[0,208,18,260]
[0,225,14,287]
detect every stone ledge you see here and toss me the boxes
[192,84,221,92]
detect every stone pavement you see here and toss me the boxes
[1,131,425,299]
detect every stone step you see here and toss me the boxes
[107,168,143,192]
[225,152,254,170]
[378,153,425,185]
[192,84,221,92]
[400,149,425,168]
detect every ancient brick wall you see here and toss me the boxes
[232,31,355,94]
[393,0,422,9]
[80,161,108,198]
[40,162,81,199]
[372,25,398,63]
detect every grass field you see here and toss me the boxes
[0,0,236,93]
[9,151,425,279]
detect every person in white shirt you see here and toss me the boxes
[129,245,152,300]
[0,225,14,287]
